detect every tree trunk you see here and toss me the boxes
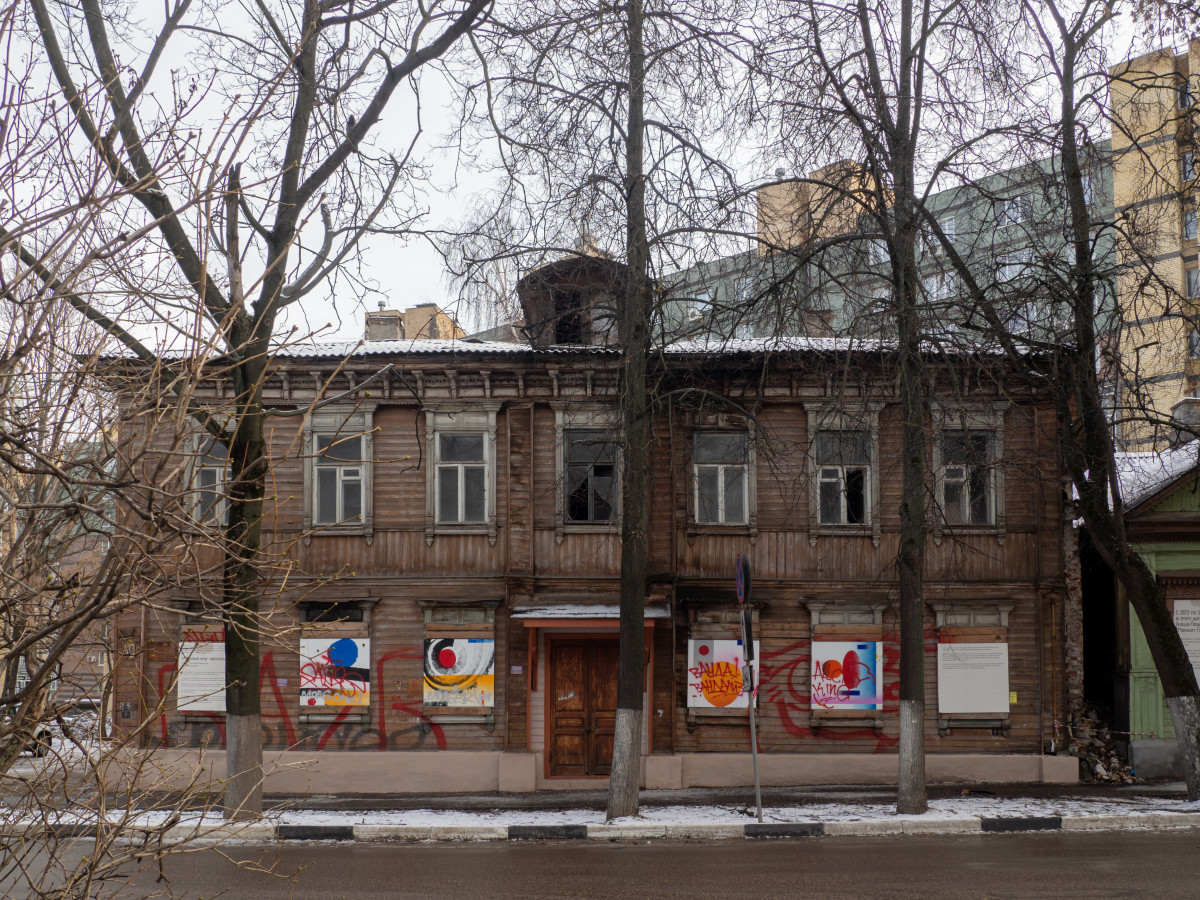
[606,0,649,823]
[896,255,928,815]
[223,369,268,820]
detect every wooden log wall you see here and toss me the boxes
[111,353,1069,758]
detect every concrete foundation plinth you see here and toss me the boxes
[645,755,683,790]
[1129,739,1183,780]
[498,753,537,792]
[109,749,1078,795]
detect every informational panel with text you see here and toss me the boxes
[937,642,1009,715]
[1173,599,1200,685]
[177,625,226,713]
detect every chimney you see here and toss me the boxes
[365,303,404,341]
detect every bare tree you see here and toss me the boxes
[448,0,752,818]
[917,0,1200,798]
[752,0,1031,813]
[8,0,492,820]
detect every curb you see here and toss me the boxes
[980,816,1061,833]
[35,811,1200,844]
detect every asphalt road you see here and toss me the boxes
[47,829,1200,899]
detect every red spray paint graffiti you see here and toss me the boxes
[758,639,900,751]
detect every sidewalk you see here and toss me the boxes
[71,781,1200,844]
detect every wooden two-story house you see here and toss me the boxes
[112,258,1079,792]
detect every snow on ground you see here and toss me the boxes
[7,793,1200,831]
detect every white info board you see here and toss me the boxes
[1173,599,1200,685]
[178,626,226,713]
[937,642,1009,715]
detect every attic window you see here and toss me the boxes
[555,290,586,344]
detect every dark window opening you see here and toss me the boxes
[302,602,365,623]
[565,430,616,523]
[555,290,586,344]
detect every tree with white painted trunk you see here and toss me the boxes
[446,0,751,818]
[16,0,492,819]
[752,0,1032,813]
[922,0,1200,799]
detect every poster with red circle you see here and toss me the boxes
[687,639,759,709]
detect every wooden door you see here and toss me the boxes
[548,639,619,777]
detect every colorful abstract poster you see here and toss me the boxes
[300,637,370,707]
[178,625,226,713]
[810,641,883,710]
[424,638,495,708]
[687,639,760,708]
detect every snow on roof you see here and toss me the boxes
[273,335,881,359]
[1115,441,1200,510]
[510,604,671,619]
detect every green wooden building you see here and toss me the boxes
[1108,443,1200,777]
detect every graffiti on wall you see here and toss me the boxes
[300,637,370,707]
[810,641,882,710]
[150,647,449,752]
[423,639,495,708]
[686,639,759,708]
[758,638,901,751]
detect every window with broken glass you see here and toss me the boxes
[942,431,994,526]
[565,430,617,523]
[815,430,870,525]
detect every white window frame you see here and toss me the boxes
[735,277,755,306]
[996,194,1031,228]
[1184,150,1196,185]
[424,403,500,546]
[804,402,883,547]
[303,405,375,542]
[926,214,956,256]
[1188,266,1200,299]
[941,432,995,526]
[191,434,230,526]
[922,271,956,303]
[868,237,888,265]
[553,404,620,543]
[931,401,1008,545]
[997,248,1033,283]
[1080,174,1095,209]
[692,429,754,527]
[1185,208,1197,242]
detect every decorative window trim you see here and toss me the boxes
[931,598,1014,734]
[804,402,884,547]
[931,401,1008,546]
[302,405,376,545]
[686,413,758,544]
[806,599,887,729]
[296,598,376,725]
[423,402,501,546]
[190,433,230,526]
[553,403,620,544]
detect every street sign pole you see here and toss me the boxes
[736,554,763,823]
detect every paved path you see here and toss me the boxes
[74,830,1200,899]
